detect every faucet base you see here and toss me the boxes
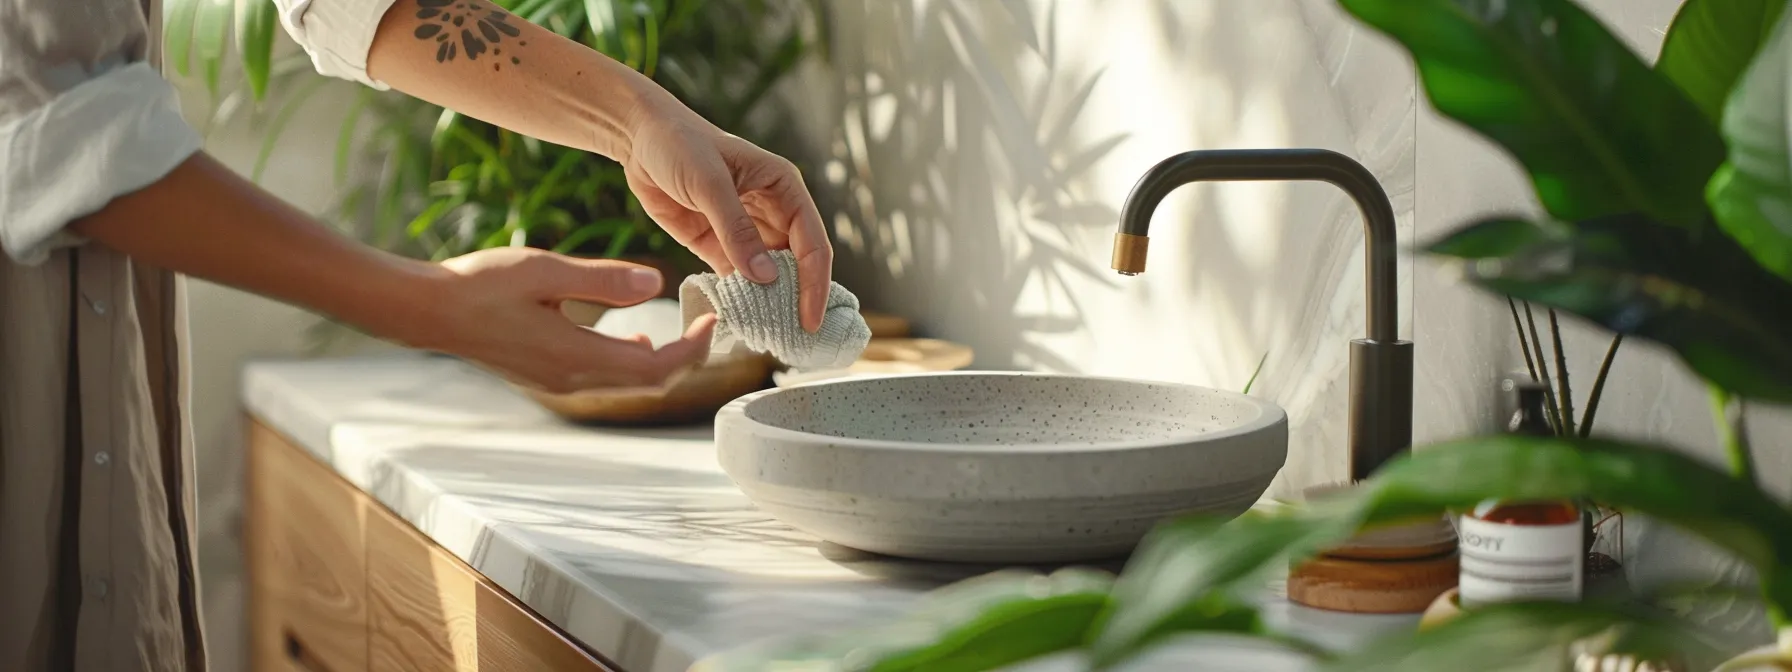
[1349,338,1415,481]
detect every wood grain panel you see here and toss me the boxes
[366,506,616,671]
[246,420,370,672]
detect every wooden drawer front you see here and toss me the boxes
[247,420,370,672]
[367,493,614,671]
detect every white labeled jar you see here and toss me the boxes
[1457,499,1583,607]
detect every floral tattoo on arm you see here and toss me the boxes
[410,0,527,69]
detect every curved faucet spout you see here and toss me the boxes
[1111,148,1411,481]
[1113,148,1399,343]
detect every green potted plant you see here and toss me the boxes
[695,0,1792,669]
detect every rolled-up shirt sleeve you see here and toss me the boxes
[0,0,203,265]
[276,0,402,90]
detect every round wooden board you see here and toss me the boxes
[861,311,912,339]
[853,338,975,373]
[1287,551,1459,614]
[771,338,976,388]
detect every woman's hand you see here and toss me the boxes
[417,246,718,394]
[620,113,834,333]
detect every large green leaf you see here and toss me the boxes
[1086,514,1343,667]
[1428,214,1792,403]
[1087,436,1792,668]
[1324,601,1725,672]
[691,568,1116,672]
[234,0,279,102]
[1359,436,1792,579]
[869,592,1109,670]
[1707,6,1792,282]
[1336,0,1726,228]
[1656,0,1788,125]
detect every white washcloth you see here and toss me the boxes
[679,249,872,371]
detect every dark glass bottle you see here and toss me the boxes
[1510,383,1555,436]
[1458,382,1584,607]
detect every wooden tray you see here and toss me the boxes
[520,353,775,426]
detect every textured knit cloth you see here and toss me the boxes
[679,249,873,371]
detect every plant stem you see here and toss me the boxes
[1522,302,1564,433]
[1243,351,1269,395]
[1579,334,1623,438]
[1508,297,1543,384]
[1710,385,1755,486]
[1547,309,1576,437]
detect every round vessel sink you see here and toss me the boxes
[714,372,1288,563]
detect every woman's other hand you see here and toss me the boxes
[417,247,717,394]
[69,154,715,396]
[620,113,833,333]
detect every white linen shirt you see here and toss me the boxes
[0,0,398,669]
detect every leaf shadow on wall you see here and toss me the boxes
[799,0,1128,372]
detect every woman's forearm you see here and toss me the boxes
[352,0,833,326]
[70,152,448,348]
[364,0,682,162]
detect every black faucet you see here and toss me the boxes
[1111,148,1412,481]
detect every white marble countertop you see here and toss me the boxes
[241,353,1419,672]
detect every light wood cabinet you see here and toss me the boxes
[246,420,368,671]
[247,418,616,672]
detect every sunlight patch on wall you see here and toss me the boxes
[866,73,899,143]
[882,209,914,279]
[1216,181,1290,275]
[832,211,863,257]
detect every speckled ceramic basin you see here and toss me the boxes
[714,372,1288,562]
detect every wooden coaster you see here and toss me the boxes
[1322,517,1458,561]
[1287,551,1460,614]
[1299,482,1458,561]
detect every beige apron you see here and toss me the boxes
[0,0,207,669]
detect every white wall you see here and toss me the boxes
[786,0,1792,643]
